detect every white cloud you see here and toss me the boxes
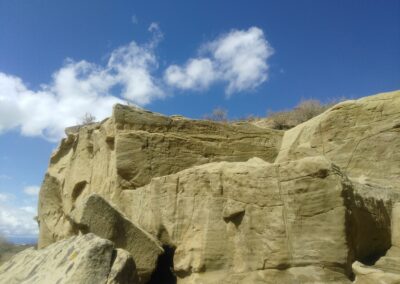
[23,186,40,196]
[0,27,164,141]
[165,58,216,90]
[164,27,273,95]
[131,15,138,24]
[0,203,38,237]
[147,22,163,48]
[0,174,11,180]
[0,26,274,141]
[0,193,10,202]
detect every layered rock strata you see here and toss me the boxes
[2,90,399,284]
[37,104,283,249]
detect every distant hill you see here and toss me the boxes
[0,237,34,265]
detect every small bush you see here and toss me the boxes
[204,108,228,122]
[80,112,96,125]
[294,100,326,122]
[268,99,338,130]
[268,110,295,130]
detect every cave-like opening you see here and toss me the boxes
[147,245,177,284]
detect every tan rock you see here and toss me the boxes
[121,156,353,283]
[0,234,138,284]
[276,90,400,189]
[107,249,139,284]
[34,90,400,283]
[352,202,400,284]
[70,194,163,283]
[392,202,400,247]
[38,104,283,249]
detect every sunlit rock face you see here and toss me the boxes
[25,90,400,283]
[0,234,138,284]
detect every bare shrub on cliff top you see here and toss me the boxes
[268,99,340,130]
[204,107,228,122]
[80,112,96,125]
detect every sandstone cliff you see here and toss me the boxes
[1,90,399,284]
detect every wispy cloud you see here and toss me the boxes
[0,174,11,180]
[164,27,273,95]
[0,203,38,237]
[23,185,40,196]
[131,15,138,24]
[0,190,38,237]
[0,193,11,202]
[0,25,273,141]
[0,26,163,141]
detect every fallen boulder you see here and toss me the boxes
[70,193,163,283]
[0,233,138,284]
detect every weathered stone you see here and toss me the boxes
[37,174,77,248]
[0,234,137,284]
[352,202,400,284]
[107,249,139,284]
[70,194,163,283]
[37,104,283,249]
[276,90,400,189]
[120,156,354,283]
[33,90,400,283]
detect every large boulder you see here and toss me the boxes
[120,156,353,283]
[276,90,400,189]
[70,194,163,283]
[0,234,138,284]
[37,104,283,248]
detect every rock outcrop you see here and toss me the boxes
[0,233,138,284]
[276,90,400,189]
[352,202,400,283]
[2,90,399,283]
[70,194,163,283]
[37,104,283,249]
[121,156,353,283]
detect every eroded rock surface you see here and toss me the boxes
[70,194,163,283]
[276,90,400,189]
[121,156,353,283]
[29,90,400,283]
[352,202,400,283]
[37,104,283,248]
[0,234,138,284]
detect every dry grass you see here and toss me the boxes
[267,99,340,130]
[203,98,346,130]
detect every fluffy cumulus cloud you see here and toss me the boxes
[0,25,273,141]
[0,191,38,238]
[164,58,216,90]
[164,27,274,95]
[0,204,38,238]
[0,25,164,141]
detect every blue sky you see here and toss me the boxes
[0,0,399,241]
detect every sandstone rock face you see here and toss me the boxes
[70,194,163,282]
[0,234,138,284]
[37,104,283,248]
[107,248,139,284]
[121,156,353,283]
[352,202,400,283]
[32,90,400,283]
[276,90,400,189]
